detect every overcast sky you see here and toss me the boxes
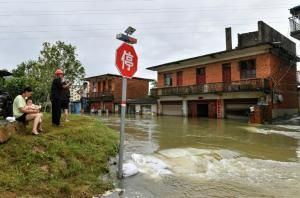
[0,0,299,79]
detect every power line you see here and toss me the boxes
[0,9,293,17]
[0,20,289,35]
[0,27,292,41]
[0,4,296,16]
[0,5,294,13]
[0,31,223,41]
[0,0,152,4]
[0,19,288,29]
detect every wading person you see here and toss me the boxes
[13,87,43,135]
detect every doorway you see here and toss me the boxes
[197,104,209,117]
[196,68,206,84]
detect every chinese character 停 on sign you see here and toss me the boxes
[121,50,134,71]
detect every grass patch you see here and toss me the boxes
[0,114,118,197]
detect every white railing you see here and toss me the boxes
[289,17,300,32]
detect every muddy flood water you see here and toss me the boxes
[98,115,300,198]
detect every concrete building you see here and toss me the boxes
[289,5,300,114]
[147,21,299,121]
[85,74,156,114]
[69,85,81,102]
[289,5,300,40]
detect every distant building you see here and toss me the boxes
[69,85,81,102]
[289,5,300,40]
[147,21,299,121]
[85,74,156,114]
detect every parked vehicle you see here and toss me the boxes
[0,69,13,118]
[0,90,13,118]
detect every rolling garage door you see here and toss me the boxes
[225,100,257,119]
[161,102,182,116]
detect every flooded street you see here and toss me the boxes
[99,115,300,198]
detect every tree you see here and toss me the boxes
[6,41,85,105]
[151,80,157,88]
[38,41,85,84]
[4,76,37,100]
[12,60,39,78]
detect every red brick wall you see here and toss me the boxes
[157,53,273,87]
[88,76,149,101]
[114,78,122,99]
[156,52,298,109]
[157,73,164,87]
[206,63,222,83]
[113,77,149,100]
[269,54,298,109]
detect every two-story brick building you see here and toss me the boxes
[148,21,299,120]
[85,74,155,114]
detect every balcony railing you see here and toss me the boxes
[289,17,300,40]
[88,91,114,99]
[150,78,270,97]
[290,17,300,32]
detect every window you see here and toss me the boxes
[196,67,206,84]
[103,81,106,91]
[98,82,101,92]
[240,59,256,79]
[222,63,231,83]
[164,73,173,86]
[92,82,96,92]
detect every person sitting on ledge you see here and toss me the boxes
[13,87,43,135]
[25,98,43,124]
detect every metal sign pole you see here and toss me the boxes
[118,77,127,179]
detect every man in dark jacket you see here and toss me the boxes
[50,69,69,126]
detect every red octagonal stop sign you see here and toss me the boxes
[115,43,138,78]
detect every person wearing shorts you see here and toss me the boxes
[61,81,70,122]
[78,82,88,115]
[13,87,43,135]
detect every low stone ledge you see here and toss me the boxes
[0,121,27,143]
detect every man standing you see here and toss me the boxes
[77,82,88,115]
[51,69,70,126]
[13,87,43,135]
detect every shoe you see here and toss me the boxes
[32,131,40,135]
[38,128,43,133]
[65,120,70,122]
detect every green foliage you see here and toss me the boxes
[38,41,85,84]
[0,114,118,197]
[12,60,39,78]
[5,41,85,104]
[151,80,157,88]
[3,76,38,100]
[0,77,6,89]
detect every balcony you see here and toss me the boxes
[151,78,270,97]
[88,91,114,101]
[289,17,300,40]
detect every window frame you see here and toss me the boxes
[239,59,256,79]
[164,73,173,86]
